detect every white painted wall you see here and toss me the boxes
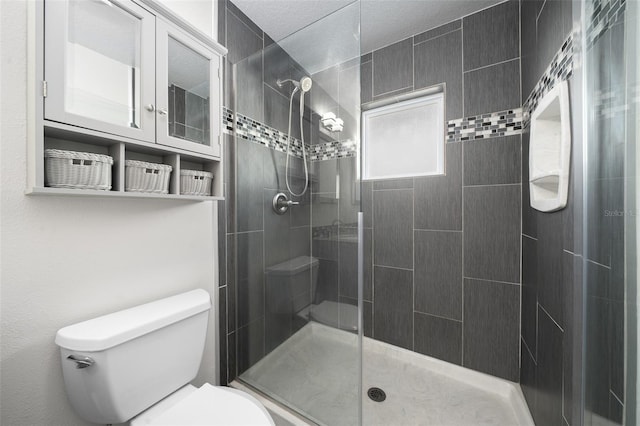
[0,1,219,425]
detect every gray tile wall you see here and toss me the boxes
[217,0,313,384]
[519,2,583,426]
[582,3,628,425]
[360,0,522,382]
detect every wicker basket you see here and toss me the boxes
[44,149,113,190]
[125,160,172,194]
[180,169,214,196]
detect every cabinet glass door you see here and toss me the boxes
[156,21,221,157]
[44,0,155,142]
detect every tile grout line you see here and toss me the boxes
[463,57,521,75]
[463,276,522,286]
[413,309,463,323]
[413,27,462,47]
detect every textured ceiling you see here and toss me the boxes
[232,0,506,55]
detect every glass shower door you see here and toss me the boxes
[230,3,362,425]
[583,0,639,424]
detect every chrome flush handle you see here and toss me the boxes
[67,354,95,369]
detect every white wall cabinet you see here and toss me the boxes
[32,0,227,200]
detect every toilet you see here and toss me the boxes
[55,289,274,425]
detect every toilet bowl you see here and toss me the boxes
[55,289,273,425]
[131,383,272,425]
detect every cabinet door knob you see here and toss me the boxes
[158,108,168,116]
[145,104,155,112]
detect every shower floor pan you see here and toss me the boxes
[234,322,533,426]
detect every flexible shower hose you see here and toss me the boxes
[285,88,309,197]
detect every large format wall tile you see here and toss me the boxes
[414,143,462,230]
[464,59,521,117]
[414,29,463,120]
[537,211,565,327]
[521,131,538,238]
[463,0,520,70]
[339,228,372,301]
[372,38,413,96]
[414,230,462,320]
[219,285,228,384]
[536,0,573,82]
[237,231,264,327]
[226,234,237,332]
[263,40,293,98]
[227,1,264,39]
[522,235,538,356]
[373,266,414,350]
[237,141,265,232]
[264,189,292,268]
[237,319,265,374]
[414,312,462,365]
[464,185,521,283]
[520,0,539,99]
[414,19,461,44]
[228,331,237,382]
[520,338,539,424]
[463,135,522,186]
[536,307,564,426]
[373,189,413,269]
[361,60,373,104]
[264,84,291,136]
[225,9,263,64]
[463,278,520,381]
[373,178,414,191]
[236,53,264,121]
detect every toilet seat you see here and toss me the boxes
[132,383,274,426]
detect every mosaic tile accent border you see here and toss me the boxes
[446,108,523,142]
[587,0,626,49]
[309,139,357,161]
[222,107,305,157]
[523,33,575,126]
[223,107,357,161]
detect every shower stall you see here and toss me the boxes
[223,3,363,424]
[217,0,640,424]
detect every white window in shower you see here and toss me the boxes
[362,92,444,180]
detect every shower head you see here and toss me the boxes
[299,76,312,92]
[277,76,313,93]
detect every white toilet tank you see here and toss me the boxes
[55,289,211,424]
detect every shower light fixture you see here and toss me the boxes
[321,112,344,132]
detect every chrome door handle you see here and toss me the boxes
[157,108,168,116]
[67,354,95,369]
[145,104,155,112]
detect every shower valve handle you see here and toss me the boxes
[273,193,298,215]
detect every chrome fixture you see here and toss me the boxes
[272,192,299,215]
[66,354,95,369]
[277,76,313,93]
[321,112,344,132]
[277,77,312,196]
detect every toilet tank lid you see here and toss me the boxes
[265,256,319,276]
[55,289,211,352]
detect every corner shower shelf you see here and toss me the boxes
[529,80,571,212]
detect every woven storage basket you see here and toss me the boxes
[125,160,172,194]
[44,149,113,190]
[180,169,214,196]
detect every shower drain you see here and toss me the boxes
[367,387,386,402]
